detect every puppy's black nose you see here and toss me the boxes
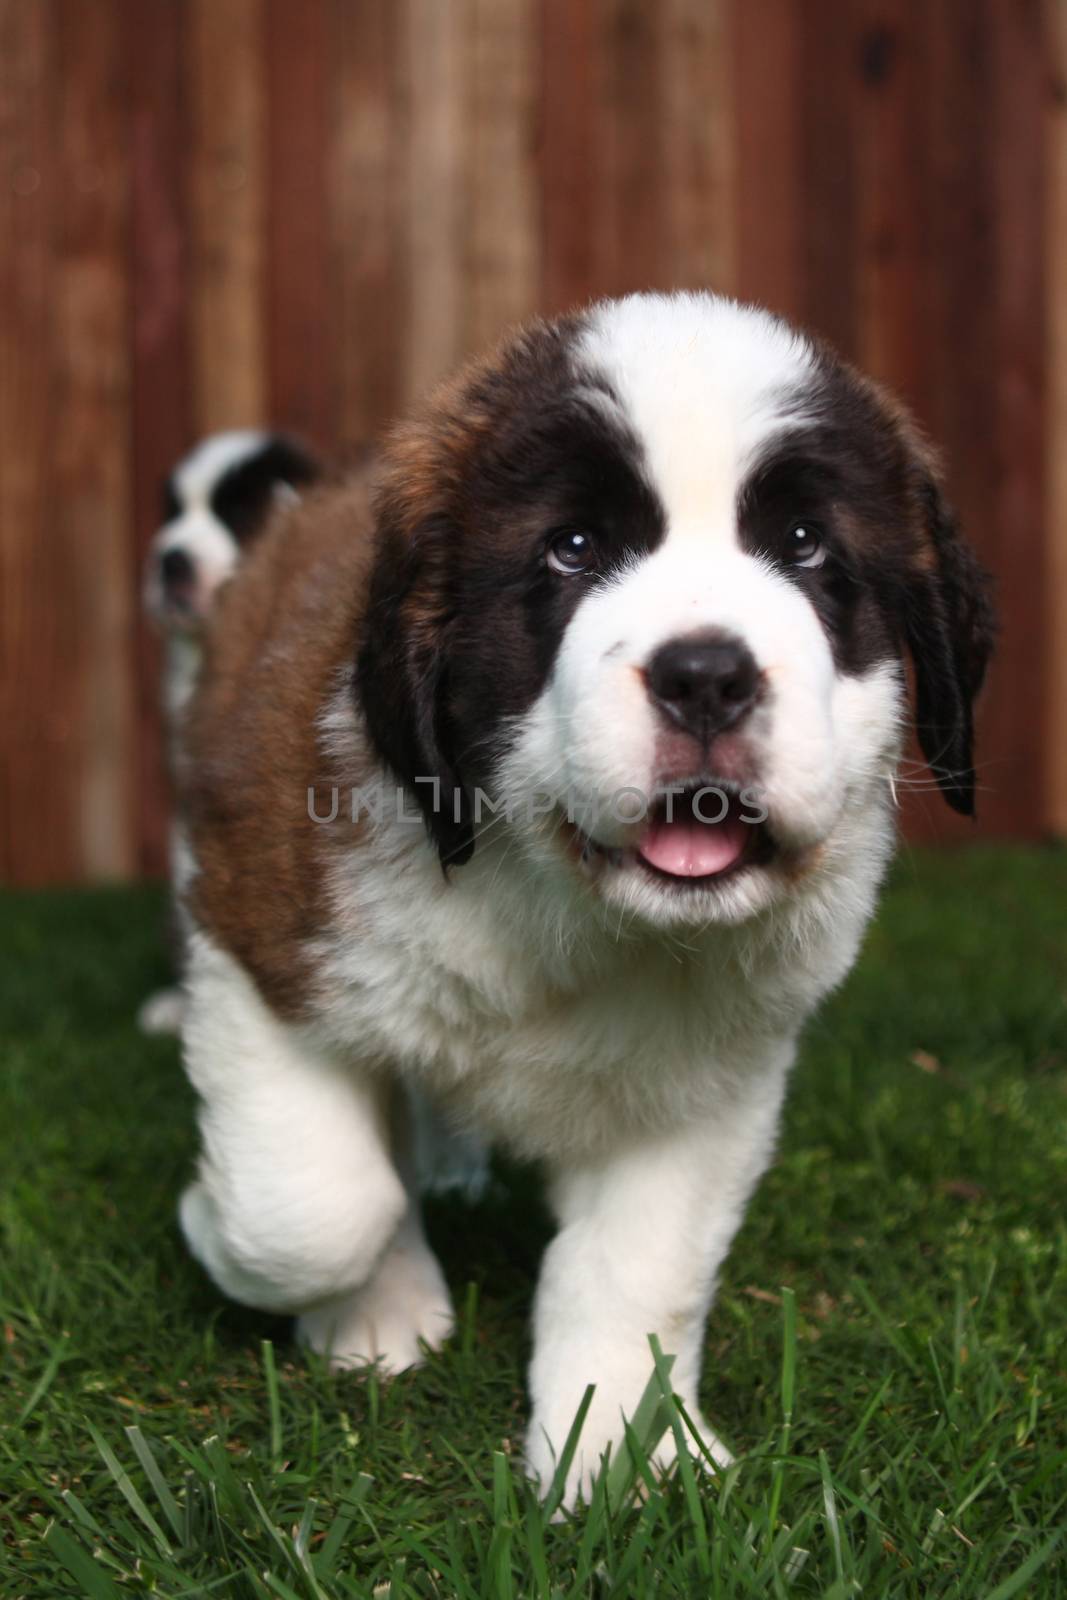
[646,631,761,742]
[160,547,194,591]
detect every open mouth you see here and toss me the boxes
[147,583,207,630]
[568,784,774,889]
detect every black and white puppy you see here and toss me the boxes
[176,294,993,1503]
[138,430,318,1035]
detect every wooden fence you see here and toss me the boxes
[2,0,1065,884]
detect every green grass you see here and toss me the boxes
[2,846,1066,1597]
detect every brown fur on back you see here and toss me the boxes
[181,475,375,1017]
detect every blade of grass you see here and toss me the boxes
[573,1455,613,1589]
[604,1355,675,1514]
[314,1511,354,1578]
[647,1336,710,1582]
[59,1488,109,1540]
[521,1481,552,1600]
[44,1523,124,1600]
[259,1571,306,1600]
[606,1487,668,1593]
[124,1424,184,1543]
[87,1419,173,1556]
[247,1481,323,1593]
[838,1373,894,1466]
[262,1339,284,1473]
[461,1281,479,1358]
[850,1278,921,1375]
[294,1497,317,1564]
[17,1337,69,1426]
[983,1530,1064,1600]
[540,1382,596,1522]
[818,1449,850,1587]
[767,1286,798,1536]
[488,1450,515,1600]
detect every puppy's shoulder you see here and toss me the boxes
[200,467,376,712]
[181,466,378,1017]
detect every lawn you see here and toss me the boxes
[2,847,1065,1598]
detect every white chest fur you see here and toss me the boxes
[309,797,891,1161]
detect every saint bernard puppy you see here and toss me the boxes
[139,430,319,1035]
[176,293,993,1504]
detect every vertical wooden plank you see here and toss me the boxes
[895,1,996,843]
[265,0,334,448]
[594,0,665,297]
[1046,0,1067,834]
[852,0,928,414]
[0,0,58,882]
[187,0,266,433]
[799,0,859,355]
[404,0,466,402]
[125,0,190,878]
[901,0,1045,842]
[540,0,598,314]
[986,0,1047,835]
[464,0,540,352]
[660,0,735,296]
[917,3,995,502]
[732,0,802,319]
[332,0,407,450]
[53,0,135,878]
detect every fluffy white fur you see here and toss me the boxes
[179,294,908,1506]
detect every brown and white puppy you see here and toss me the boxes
[138,430,319,1036]
[176,293,992,1504]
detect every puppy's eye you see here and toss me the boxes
[785,522,825,569]
[546,529,596,576]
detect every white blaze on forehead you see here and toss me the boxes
[158,507,240,568]
[172,429,271,510]
[577,292,817,544]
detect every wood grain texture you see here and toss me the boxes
[331,0,406,452]
[464,0,540,351]
[265,0,334,450]
[3,2,1065,882]
[1048,0,1067,833]
[896,0,998,843]
[852,0,927,413]
[800,0,860,355]
[125,0,190,877]
[52,0,136,879]
[403,0,466,402]
[0,0,57,882]
[187,0,266,432]
[540,0,597,314]
[985,0,1047,835]
[732,0,801,319]
[594,0,665,296]
[661,0,734,294]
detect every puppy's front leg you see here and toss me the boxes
[526,1052,791,1505]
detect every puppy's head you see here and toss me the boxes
[144,431,319,631]
[358,293,993,926]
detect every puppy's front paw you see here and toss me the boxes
[527,1394,732,1509]
[139,986,185,1036]
[297,1234,454,1375]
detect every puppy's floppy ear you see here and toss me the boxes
[261,433,321,490]
[356,500,474,870]
[903,464,995,816]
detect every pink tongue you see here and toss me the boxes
[638,811,748,879]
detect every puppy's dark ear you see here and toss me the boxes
[904,469,995,815]
[261,434,321,490]
[356,506,473,870]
